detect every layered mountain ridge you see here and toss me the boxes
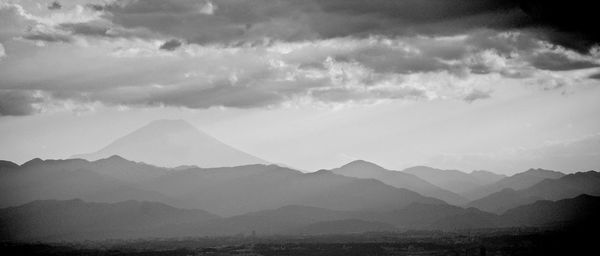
[2,194,598,241]
[1,119,598,242]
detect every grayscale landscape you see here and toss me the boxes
[0,0,598,255]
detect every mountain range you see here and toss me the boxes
[0,199,218,241]
[463,168,565,200]
[0,156,445,216]
[1,154,599,241]
[403,166,505,195]
[4,154,594,218]
[1,119,598,242]
[2,194,599,242]
[330,160,469,205]
[468,171,600,213]
[0,157,175,208]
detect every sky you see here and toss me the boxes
[0,0,599,174]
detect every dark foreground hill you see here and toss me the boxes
[468,171,600,213]
[0,199,218,241]
[500,194,600,227]
[2,195,599,241]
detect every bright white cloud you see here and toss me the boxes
[199,1,216,15]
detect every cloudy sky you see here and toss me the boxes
[1,0,599,174]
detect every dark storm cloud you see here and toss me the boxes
[529,52,599,71]
[22,31,72,43]
[58,22,156,39]
[59,22,112,37]
[519,0,599,52]
[85,0,598,52]
[589,73,600,80]
[1,28,594,114]
[48,1,62,10]
[0,90,40,116]
[95,0,526,45]
[86,4,104,12]
[159,39,182,51]
[310,87,427,103]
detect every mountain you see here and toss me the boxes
[145,166,446,216]
[4,195,598,242]
[0,156,444,216]
[403,166,505,195]
[467,188,543,214]
[0,200,503,241]
[201,202,501,234]
[330,160,468,205]
[521,171,600,200]
[464,168,565,200]
[72,119,267,168]
[0,199,218,241]
[386,203,500,230]
[470,170,507,185]
[418,194,600,230]
[0,158,176,208]
[500,194,600,228]
[214,202,506,235]
[85,155,170,183]
[0,160,19,171]
[467,171,600,213]
[187,205,363,236]
[0,200,431,241]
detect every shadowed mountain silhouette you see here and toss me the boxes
[195,202,503,236]
[0,158,177,208]
[3,194,599,241]
[500,194,600,227]
[0,160,19,171]
[403,166,505,196]
[72,119,267,168]
[522,171,600,199]
[2,152,597,242]
[183,205,363,236]
[330,160,468,205]
[0,200,489,240]
[0,199,218,241]
[468,171,600,213]
[145,166,446,216]
[80,155,170,183]
[464,168,565,200]
[0,156,445,216]
[467,188,542,214]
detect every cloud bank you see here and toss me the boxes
[0,0,598,115]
